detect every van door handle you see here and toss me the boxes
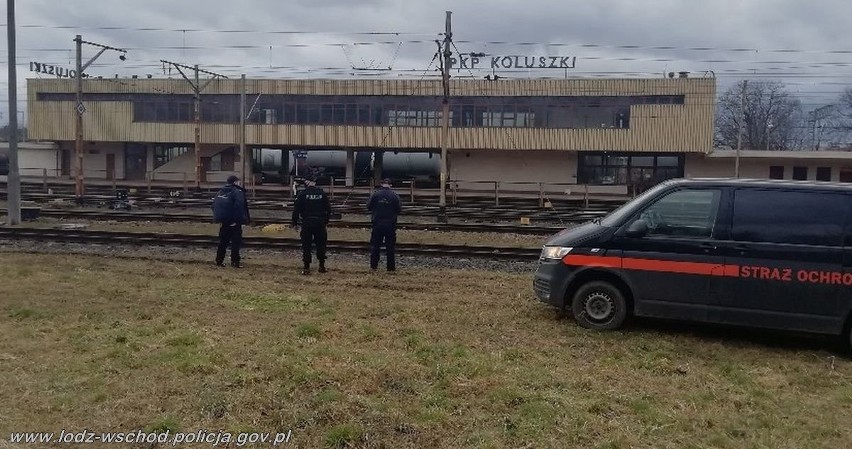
[700,243,717,252]
[733,244,749,254]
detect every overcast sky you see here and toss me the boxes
[2,0,852,125]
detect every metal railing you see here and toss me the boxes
[13,167,632,207]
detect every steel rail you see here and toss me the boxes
[1,208,570,235]
[0,227,542,260]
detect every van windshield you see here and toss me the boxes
[599,182,672,227]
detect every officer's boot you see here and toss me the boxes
[301,263,310,275]
[318,260,327,273]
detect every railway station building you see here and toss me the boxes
[16,74,851,193]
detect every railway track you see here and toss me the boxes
[1,209,569,235]
[1,184,626,219]
[2,182,630,206]
[0,227,543,260]
[2,193,615,222]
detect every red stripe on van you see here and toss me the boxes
[561,254,621,268]
[563,254,742,278]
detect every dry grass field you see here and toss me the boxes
[2,252,852,448]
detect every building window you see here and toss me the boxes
[768,166,784,179]
[209,153,222,171]
[259,109,277,124]
[792,166,808,180]
[154,145,190,169]
[91,92,687,129]
[578,153,684,186]
[816,167,831,182]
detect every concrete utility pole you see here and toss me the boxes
[734,80,747,178]
[438,11,452,220]
[810,104,834,151]
[73,35,127,199]
[160,60,227,189]
[240,74,247,183]
[6,0,20,225]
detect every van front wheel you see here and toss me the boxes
[571,281,628,331]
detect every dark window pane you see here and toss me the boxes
[282,104,296,124]
[793,166,808,180]
[345,104,357,125]
[732,190,845,246]
[320,104,334,123]
[769,166,784,179]
[631,156,655,167]
[358,105,372,126]
[604,156,629,167]
[816,167,831,182]
[657,156,679,167]
[307,105,321,124]
[582,155,603,166]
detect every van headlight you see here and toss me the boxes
[540,246,573,260]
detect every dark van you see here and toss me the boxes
[534,178,852,344]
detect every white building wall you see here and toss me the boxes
[686,153,851,182]
[449,150,577,191]
[151,145,233,182]
[448,150,629,194]
[78,143,125,179]
[18,148,60,177]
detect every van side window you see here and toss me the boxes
[732,190,846,246]
[635,189,721,238]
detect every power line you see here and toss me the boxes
[0,23,430,36]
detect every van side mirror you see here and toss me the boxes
[625,219,649,238]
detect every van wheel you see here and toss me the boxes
[571,281,628,330]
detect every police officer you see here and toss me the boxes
[213,174,250,268]
[291,173,331,275]
[367,178,402,272]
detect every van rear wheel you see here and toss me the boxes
[571,281,628,331]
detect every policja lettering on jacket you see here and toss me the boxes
[292,174,332,275]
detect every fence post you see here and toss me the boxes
[452,181,457,206]
[538,182,544,208]
[410,179,415,203]
[330,177,335,200]
[584,184,589,209]
[43,168,48,192]
[495,181,500,206]
[111,167,117,191]
[182,172,188,195]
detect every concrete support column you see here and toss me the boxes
[373,151,384,183]
[345,149,355,187]
[145,144,155,176]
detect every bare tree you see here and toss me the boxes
[716,81,805,151]
[830,88,852,148]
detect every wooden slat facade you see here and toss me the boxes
[27,77,715,153]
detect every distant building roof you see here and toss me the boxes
[707,149,852,160]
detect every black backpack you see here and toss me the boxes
[212,188,236,224]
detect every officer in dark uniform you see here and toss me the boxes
[213,175,250,268]
[291,173,331,275]
[367,178,402,272]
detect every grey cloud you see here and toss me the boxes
[2,0,852,122]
